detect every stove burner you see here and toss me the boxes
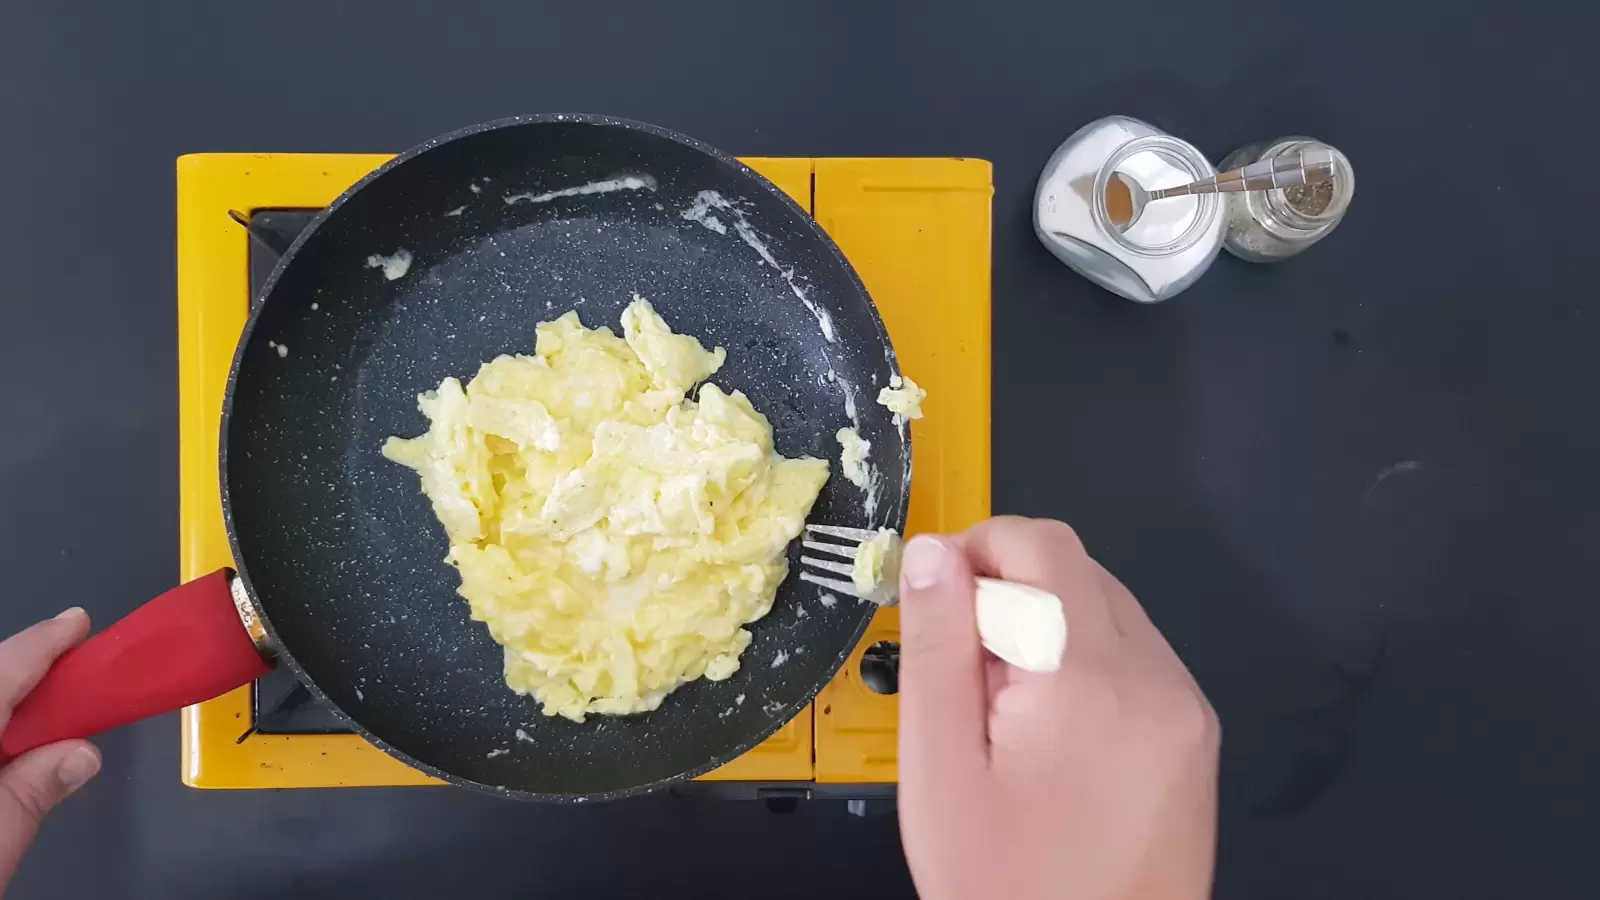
[234,208,354,735]
[860,641,900,695]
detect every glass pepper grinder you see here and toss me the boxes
[1218,137,1354,262]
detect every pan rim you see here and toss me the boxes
[218,113,911,801]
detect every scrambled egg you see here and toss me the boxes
[877,374,926,424]
[383,296,829,721]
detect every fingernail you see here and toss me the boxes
[56,746,100,792]
[901,536,948,590]
[54,607,85,622]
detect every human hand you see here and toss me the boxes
[0,609,101,894]
[897,517,1220,900]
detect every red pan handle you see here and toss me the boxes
[0,568,272,763]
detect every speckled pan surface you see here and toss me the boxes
[221,115,909,800]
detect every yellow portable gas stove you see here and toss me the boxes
[176,153,991,796]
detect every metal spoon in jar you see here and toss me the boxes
[1107,148,1336,232]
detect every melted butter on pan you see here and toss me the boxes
[836,427,872,487]
[681,192,728,234]
[679,190,836,344]
[827,368,881,519]
[503,175,657,206]
[835,426,880,520]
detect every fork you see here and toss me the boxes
[797,524,1070,672]
[799,524,904,606]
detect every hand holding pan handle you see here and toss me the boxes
[0,569,273,763]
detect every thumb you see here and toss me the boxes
[897,536,987,776]
[0,740,99,887]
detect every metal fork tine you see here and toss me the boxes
[801,556,856,578]
[804,523,878,542]
[799,571,866,599]
[802,539,857,560]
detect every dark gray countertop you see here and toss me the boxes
[3,2,1597,898]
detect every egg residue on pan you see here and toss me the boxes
[382,296,829,722]
[835,427,872,488]
[366,248,413,280]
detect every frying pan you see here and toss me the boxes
[0,115,910,800]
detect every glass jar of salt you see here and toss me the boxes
[1219,137,1354,262]
[1034,115,1223,303]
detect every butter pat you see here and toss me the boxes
[850,528,902,595]
[975,578,1067,673]
[876,374,926,424]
